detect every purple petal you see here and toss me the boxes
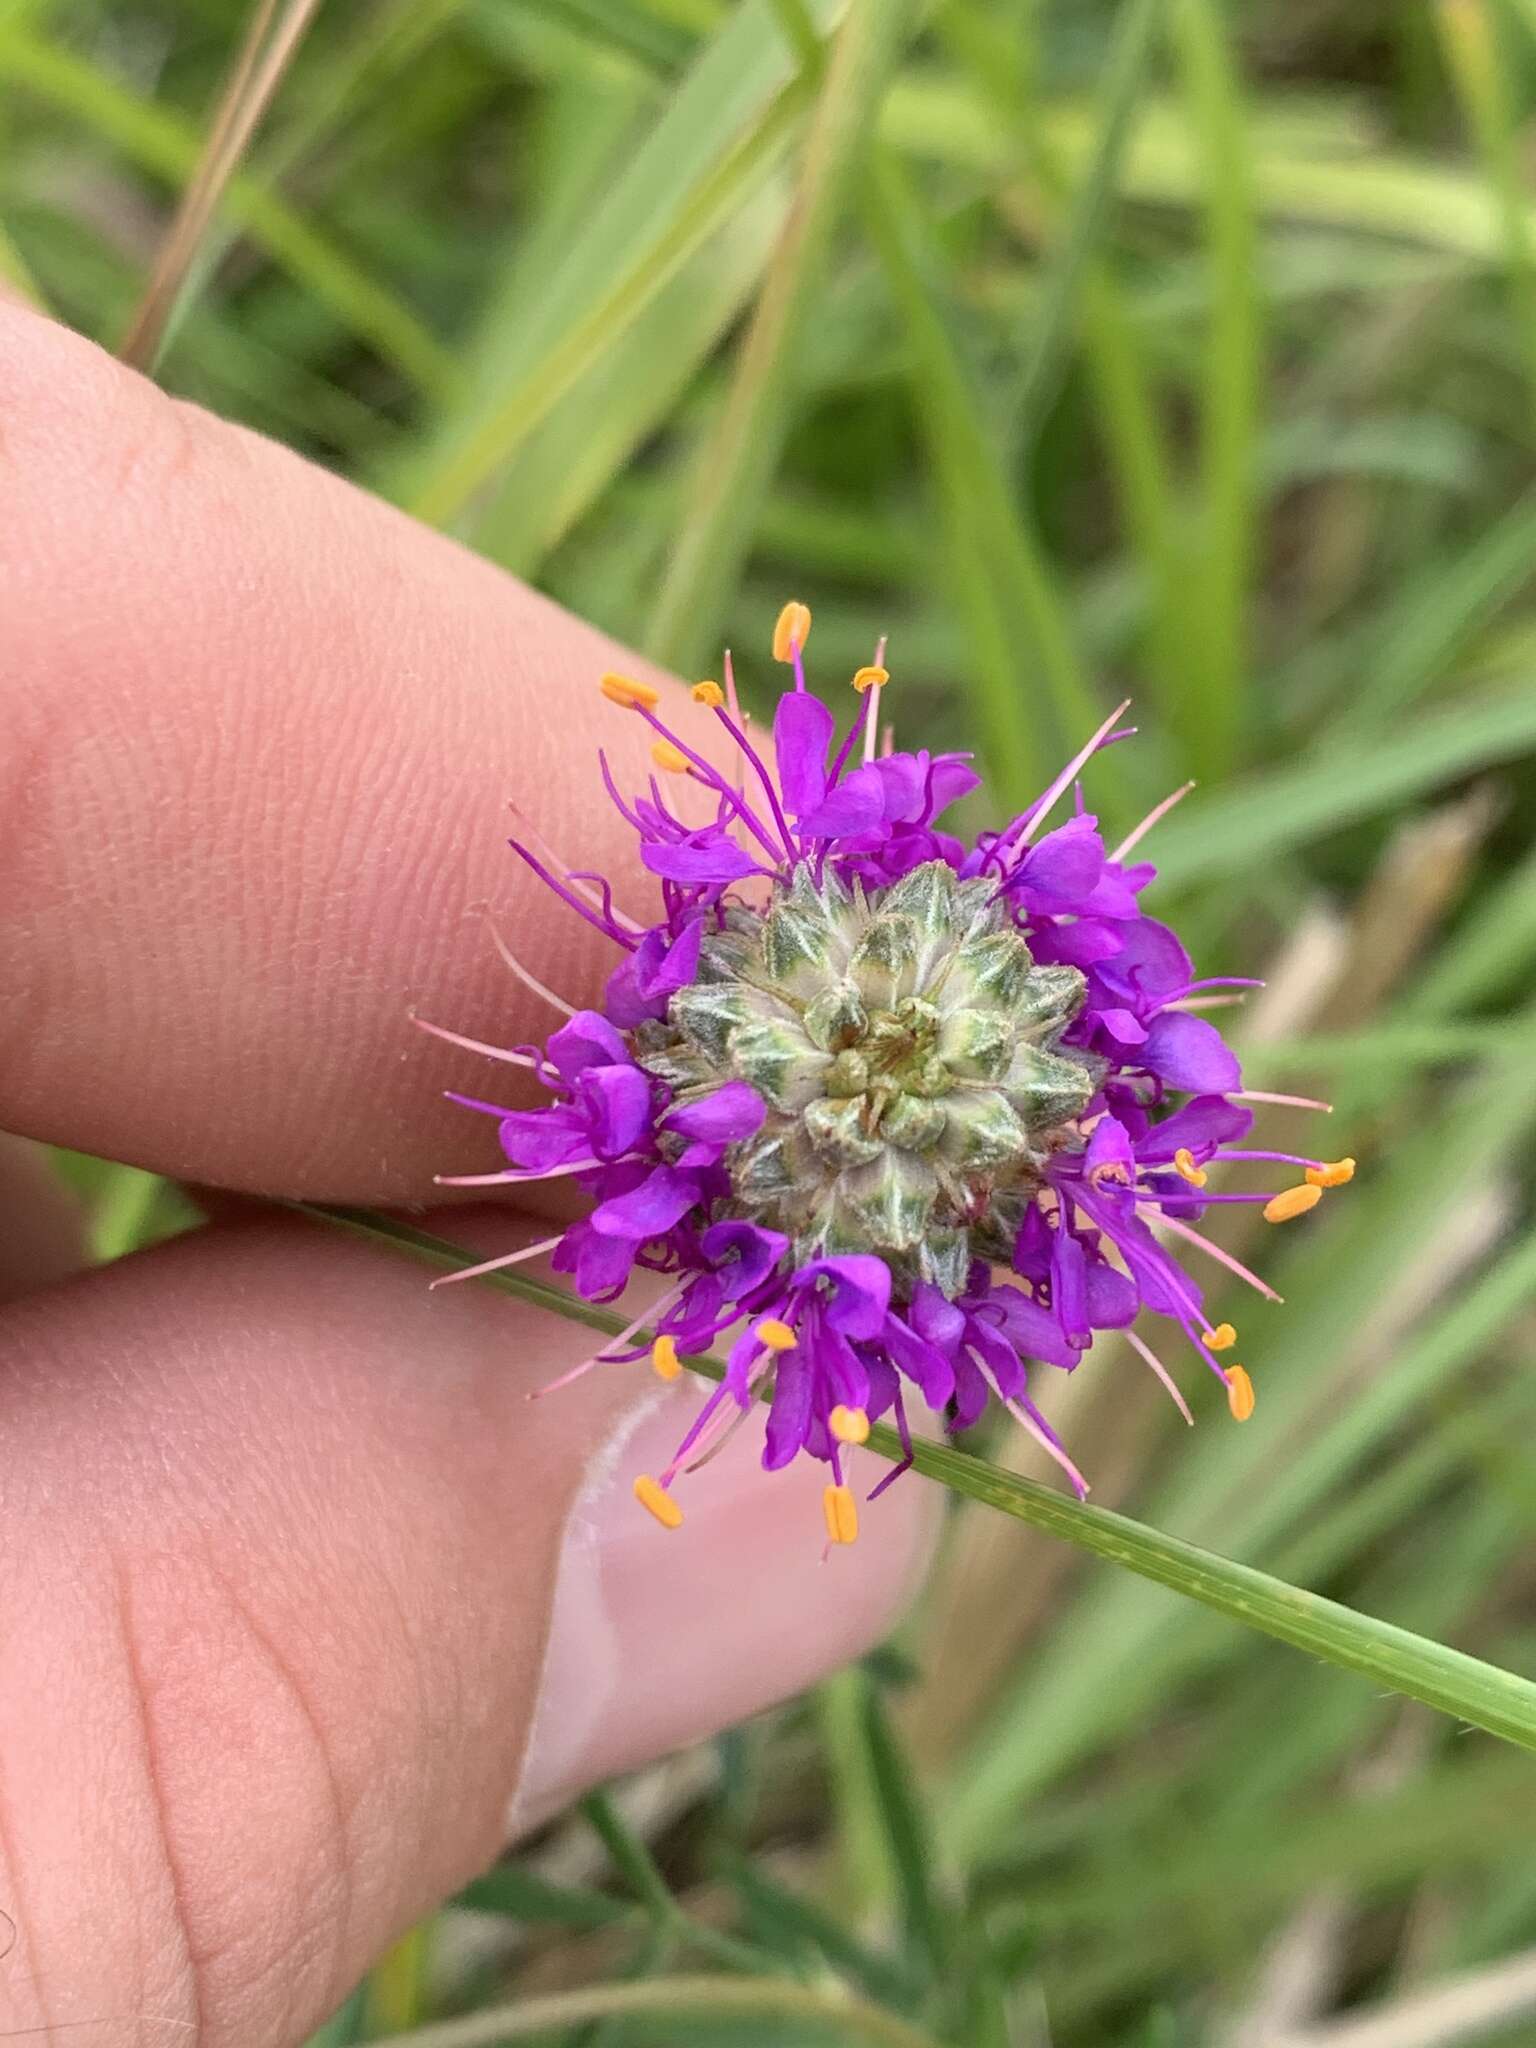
[641,836,760,883]
[793,1254,891,1338]
[633,917,704,1000]
[590,1164,699,1239]
[882,1310,957,1408]
[700,1219,791,1299]
[1140,1011,1242,1095]
[547,1009,630,1082]
[798,763,887,839]
[910,1279,965,1353]
[926,754,981,816]
[552,1219,640,1302]
[1093,1005,1147,1048]
[974,1284,1080,1370]
[1017,816,1105,903]
[763,1348,813,1469]
[1085,1261,1138,1328]
[773,691,835,816]
[498,1105,587,1171]
[576,1062,653,1158]
[666,1080,766,1145]
[872,752,926,823]
[1137,1093,1253,1163]
[1084,1114,1135,1183]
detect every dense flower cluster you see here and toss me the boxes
[425,606,1352,1543]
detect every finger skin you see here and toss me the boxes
[0,301,715,1199]
[0,1136,85,1301]
[0,1216,929,2044]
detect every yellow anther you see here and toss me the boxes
[692,679,725,708]
[757,1318,797,1352]
[772,600,812,662]
[1224,1365,1255,1422]
[823,1483,859,1545]
[1173,1146,1208,1189]
[851,664,889,694]
[651,1335,681,1381]
[829,1404,870,1445]
[1201,1322,1237,1352]
[633,1474,684,1529]
[1305,1157,1356,1189]
[600,671,660,710]
[651,739,692,775]
[1264,1182,1323,1224]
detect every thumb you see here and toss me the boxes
[0,1213,933,2047]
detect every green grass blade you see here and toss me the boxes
[644,0,913,673]
[1150,682,1536,887]
[289,1202,1536,1770]
[1006,0,1165,465]
[1434,0,1536,419]
[865,148,1103,802]
[397,0,827,528]
[1167,0,1260,777]
[0,28,455,393]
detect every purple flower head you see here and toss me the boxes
[431,605,1354,1542]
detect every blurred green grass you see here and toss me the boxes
[7,0,1536,2041]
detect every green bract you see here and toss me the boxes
[637,861,1098,1292]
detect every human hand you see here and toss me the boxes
[0,301,932,2045]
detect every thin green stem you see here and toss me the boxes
[381,1973,946,2048]
[289,1202,1536,1760]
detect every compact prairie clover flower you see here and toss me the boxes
[422,604,1354,1545]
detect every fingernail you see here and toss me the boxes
[508,1386,936,1833]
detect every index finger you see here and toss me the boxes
[0,303,699,1200]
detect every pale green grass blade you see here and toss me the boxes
[1168,0,1260,777]
[1150,682,1536,887]
[1433,0,1536,419]
[942,1035,1536,1849]
[865,148,1103,801]
[890,76,1536,266]
[291,1203,1536,1769]
[397,0,830,528]
[475,184,786,577]
[0,26,454,392]
[1006,0,1165,465]
[645,0,913,673]
[1327,484,1536,737]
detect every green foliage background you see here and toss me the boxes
[8,0,1536,2039]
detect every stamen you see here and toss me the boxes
[829,1404,870,1445]
[634,1474,684,1529]
[1155,1212,1284,1302]
[852,665,888,693]
[428,1233,564,1290]
[823,1482,859,1545]
[1225,1365,1256,1422]
[411,1015,539,1070]
[1172,1147,1208,1189]
[757,1318,797,1352]
[692,679,725,708]
[1124,1329,1193,1425]
[652,1334,682,1381]
[600,672,660,710]
[773,601,811,663]
[1236,1089,1333,1113]
[482,916,578,1018]
[651,739,692,775]
[1306,1157,1356,1188]
[1111,780,1196,863]
[1017,697,1133,850]
[434,1157,598,1188]
[1264,1183,1323,1224]
[1201,1322,1237,1351]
